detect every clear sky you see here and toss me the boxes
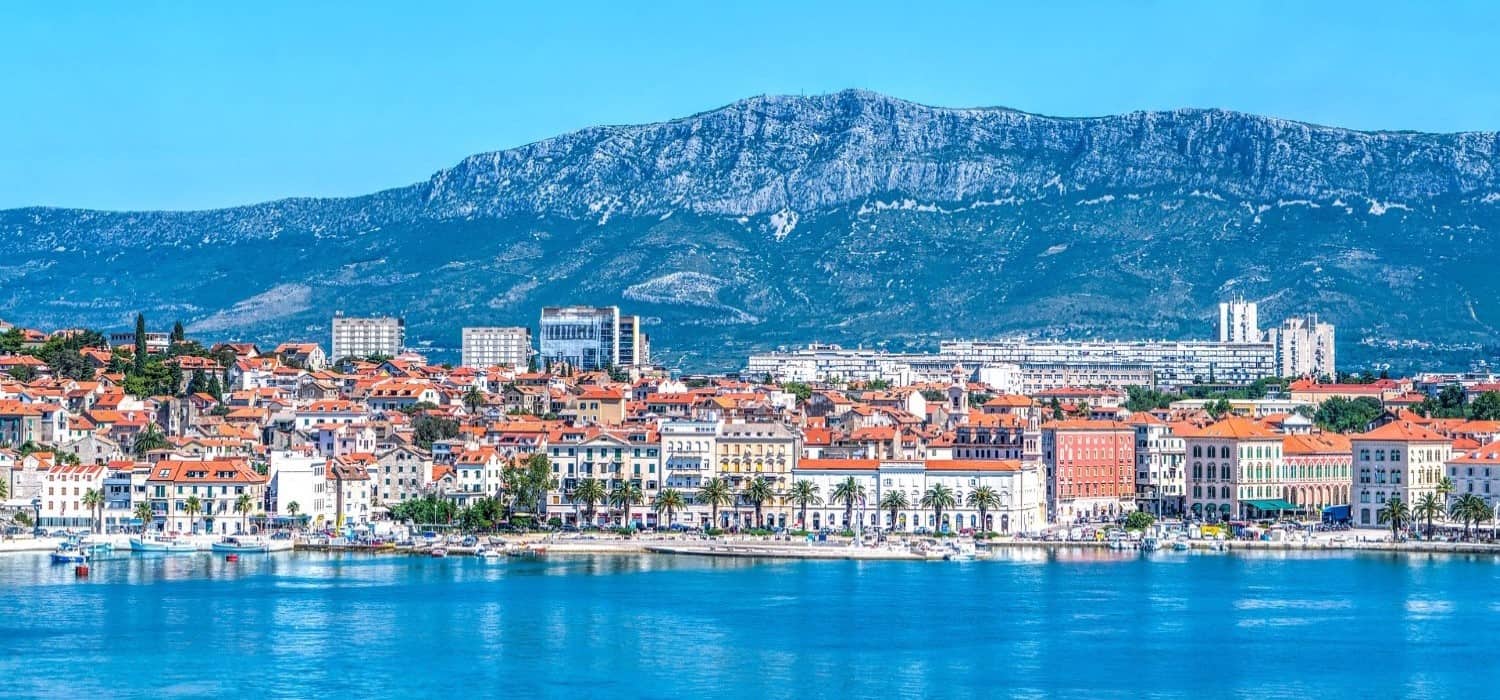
[4,0,1498,211]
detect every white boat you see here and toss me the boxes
[130,534,198,553]
[943,541,977,561]
[1171,538,1191,552]
[1139,536,1159,552]
[50,542,90,564]
[474,546,504,560]
[211,536,270,554]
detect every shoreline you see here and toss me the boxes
[10,534,1500,561]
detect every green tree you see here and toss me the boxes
[81,488,104,534]
[879,489,908,532]
[741,476,776,529]
[0,477,7,500]
[1312,396,1383,433]
[1436,476,1455,511]
[1414,493,1444,540]
[1125,510,1156,531]
[696,477,734,529]
[133,423,168,456]
[1469,391,1500,421]
[133,313,148,374]
[921,483,958,532]
[0,327,24,354]
[1451,493,1488,540]
[1205,398,1233,419]
[966,485,1002,532]
[830,476,866,530]
[608,480,644,528]
[1125,385,1177,412]
[652,488,687,529]
[571,478,607,526]
[788,479,823,530]
[1376,496,1410,540]
[184,495,203,534]
[779,382,813,403]
[462,386,486,415]
[411,415,460,449]
[235,493,255,534]
[134,501,154,532]
[171,320,185,343]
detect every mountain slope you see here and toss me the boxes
[3,90,1499,371]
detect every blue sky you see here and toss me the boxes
[3,1,1498,211]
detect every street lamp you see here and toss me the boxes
[31,497,41,537]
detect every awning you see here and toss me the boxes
[1243,499,1297,511]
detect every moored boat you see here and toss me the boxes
[50,542,90,564]
[475,546,504,560]
[211,536,271,554]
[429,547,448,558]
[130,534,198,553]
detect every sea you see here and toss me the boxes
[1,547,1496,699]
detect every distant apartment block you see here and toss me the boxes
[331,313,404,361]
[1218,298,1262,343]
[941,339,1276,387]
[109,331,171,354]
[461,326,532,368]
[539,306,649,370]
[1266,314,1336,379]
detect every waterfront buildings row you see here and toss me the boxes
[1,317,1495,537]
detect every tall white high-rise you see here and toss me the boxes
[461,327,532,368]
[1218,298,1261,343]
[1266,314,1336,379]
[331,313,404,361]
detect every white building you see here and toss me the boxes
[1351,421,1452,529]
[1218,298,1261,343]
[1448,442,1500,512]
[660,421,721,526]
[942,339,1275,388]
[267,449,326,520]
[330,313,404,361]
[792,459,1044,535]
[1133,416,1186,516]
[461,327,532,368]
[1267,314,1336,379]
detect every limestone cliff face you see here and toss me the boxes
[3,90,1498,370]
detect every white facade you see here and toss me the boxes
[1267,314,1336,379]
[1218,299,1261,343]
[330,313,404,361]
[461,327,532,368]
[268,449,326,519]
[792,461,1044,535]
[942,339,1276,387]
[1352,426,1451,529]
[1135,421,1186,516]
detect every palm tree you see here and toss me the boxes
[878,490,908,532]
[234,493,255,534]
[133,423,168,457]
[81,488,104,534]
[1450,494,1484,540]
[1475,499,1496,541]
[966,485,1002,533]
[652,488,686,529]
[571,478,607,527]
[830,476,866,531]
[1414,493,1444,540]
[742,476,776,529]
[462,385,486,415]
[1376,496,1410,541]
[921,483,958,533]
[287,501,301,531]
[133,501,154,533]
[1436,476,1455,511]
[607,481,644,529]
[183,495,203,534]
[788,479,823,530]
[697,477,734,530]
[0,476,8,500]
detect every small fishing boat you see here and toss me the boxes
[210,536,270,554]
[130,534,198,553]
[474,546,504,561]
[429,547,448,558]
[1139,536,1159,552]
[1171,538,1191,552]
[50,542,91,564]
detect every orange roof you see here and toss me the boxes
[1040,419,1133,431]
[1283,433,1352,455]
[1187,417,1279,440]
[982,394,1032,408]
[147,459,266,484]
[1355,421,1452,442]
[1451,441,1500,464]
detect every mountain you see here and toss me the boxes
[4,89,1500,372]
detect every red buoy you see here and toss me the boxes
[74,564,89,577]
[225,554,239,562]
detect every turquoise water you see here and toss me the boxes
[2,548,1497,699]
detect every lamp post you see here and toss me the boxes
[31,497,42,537]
